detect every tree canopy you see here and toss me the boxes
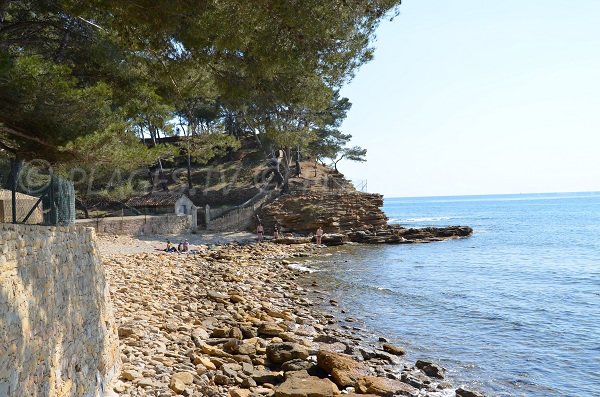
[0,0,401,170]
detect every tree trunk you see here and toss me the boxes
[187,154,193,190]
[150,125,168,191]
[280,148,291,194]
[294,146,301,176]
[75,198,89,219]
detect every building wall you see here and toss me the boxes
[174,196,195,215]
[75,214,193,235]
[0,224,120,397]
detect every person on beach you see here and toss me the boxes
[257,223,264,242]
[182,239,190,252]
[274,224,280,240]
[316,226,323,245]
[165,240,177,253]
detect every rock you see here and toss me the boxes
[193,328,210,340]
[282,359,314,372]
[317,350,369,388]
[230,327,244,340]
[319,342,348,354]
[136,378,156,387]
[317,234,347,246]
[346,225,473,244]
[197,356,217,370]
[355,376,419,397]
[242,377,257,388]
[121,369,142,381]
[117,325,138,338]
[382,343,405,356]
[259,322,285,337]
[260,192,388,235]
[456,388,485,397]
[169,372,194,393]
[252,369,284,384]
[240,326,257,339]
[224,339,257,355]
[345,395,379,397]
[400,371,431,389]
[208,290,229,303]
[170,371,194,385]
[230,389,252,397]
[222,363,243,378]
[212,326,231,338]
[415,360,445,379]
[214,373,231,385]
[274,372,340,397]
[267,343,310,364]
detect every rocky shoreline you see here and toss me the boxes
[103,241,484,397]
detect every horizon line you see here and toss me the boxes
[381,190,600,200]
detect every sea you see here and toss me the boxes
[303,192,600,397]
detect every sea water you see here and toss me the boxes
[306,192,600,396]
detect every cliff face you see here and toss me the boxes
[258,192,388,234]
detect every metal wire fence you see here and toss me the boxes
[1,160,75,226]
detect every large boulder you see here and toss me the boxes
[355,376,418,397]
[382,343,405,356]
[258,322,286,337]
[267,342,310,364]
[456,388,485,397]
[313,234,347,246]
[317,350,369,388]
[275,371,340,397]
[415,360,445,379]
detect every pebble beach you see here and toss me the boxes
[98,235,481,397]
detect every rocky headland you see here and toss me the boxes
[103,241,484,397]
[259,191,473,245]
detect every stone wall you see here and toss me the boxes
[0,224,120,397]
[206,206,256,232]
[76,214,193,235]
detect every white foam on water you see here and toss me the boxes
[287,263,318,273]
[402,216,453,223]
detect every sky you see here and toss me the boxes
[338,0,600,197]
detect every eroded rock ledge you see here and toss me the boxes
[259,192,388,234]
[260,191,473,246]
[346,225,474,245]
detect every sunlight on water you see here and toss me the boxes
[307,193,600,396]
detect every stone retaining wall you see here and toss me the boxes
[0,224,120,397]
[206,206,256,232]
[76,214,193,235]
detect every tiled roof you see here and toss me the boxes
[126,192,189,207]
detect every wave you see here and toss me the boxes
[287,263,318,273]
[389,216,453,223]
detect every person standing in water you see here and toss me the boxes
[274,224,280,240]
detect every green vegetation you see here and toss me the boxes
[0,0,401,199]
